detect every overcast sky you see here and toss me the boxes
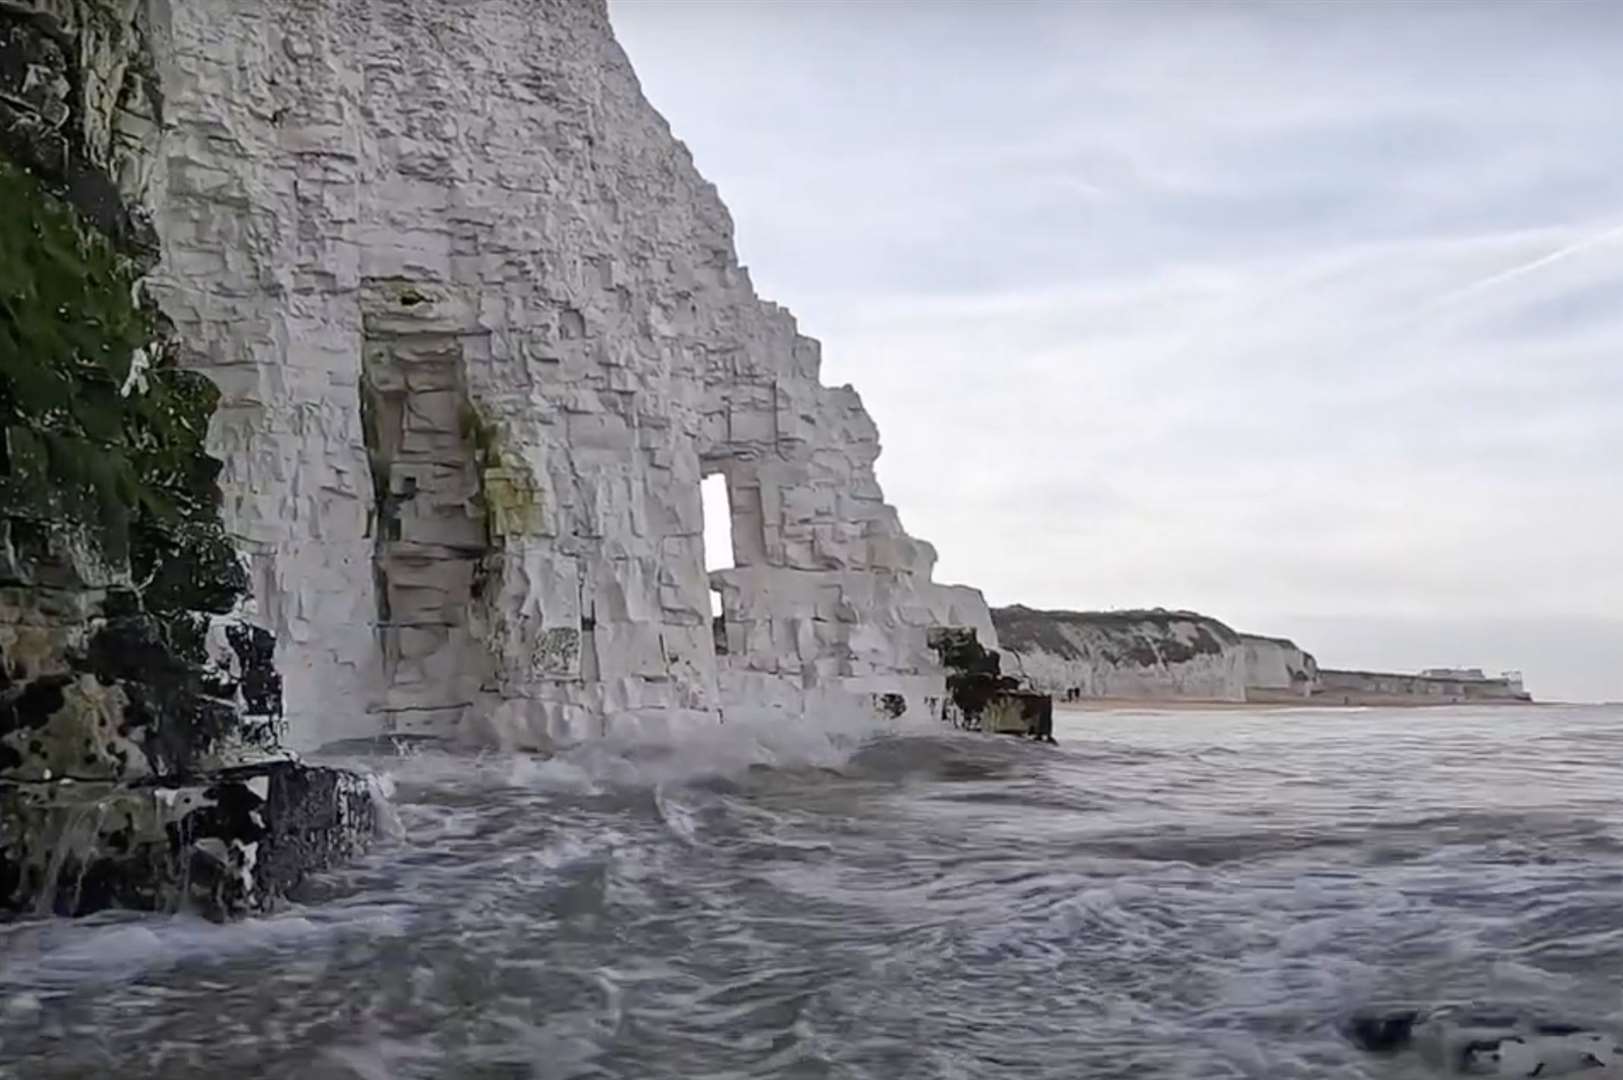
[610,1,1622,703]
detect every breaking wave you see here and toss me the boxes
[2,704,1621,1078]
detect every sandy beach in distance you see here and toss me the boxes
[1055,698,1563,712]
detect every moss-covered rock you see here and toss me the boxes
[0,0,161,252]
[929,627,1015,722]
[0,7,371,919]
[928,628,1055,741]
[0,156,240,616]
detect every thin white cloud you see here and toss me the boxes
[1423,221,1623,313]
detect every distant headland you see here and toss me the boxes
[991,605,1533,707]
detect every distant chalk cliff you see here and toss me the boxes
[993,606,1259,702]
[993,605,1529,706]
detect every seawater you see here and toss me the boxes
[2,704,1620,1078]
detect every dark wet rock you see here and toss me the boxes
[225,622,282,723]
[0,0,162,255]
[1343,1007,1421,1054]
[1344,1005,1621,1076]
[0,575,378,918]
[928,628,1054,741]
[929,627,1016,722]
[0,605,291,786]
[0,761,374,918]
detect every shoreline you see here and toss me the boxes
[1053,698,1558,712]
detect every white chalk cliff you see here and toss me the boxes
[995,607,1248,701]
[139,0,993,750]
[1239,634,1319,702]
[993,607,1318,703]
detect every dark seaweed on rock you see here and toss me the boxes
[929,628,1020,724]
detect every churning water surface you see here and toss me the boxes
[2,704,1621,1079]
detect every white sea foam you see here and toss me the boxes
[8,705,1621,1079]
[336,700,947,799]
[0,905,408,993]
